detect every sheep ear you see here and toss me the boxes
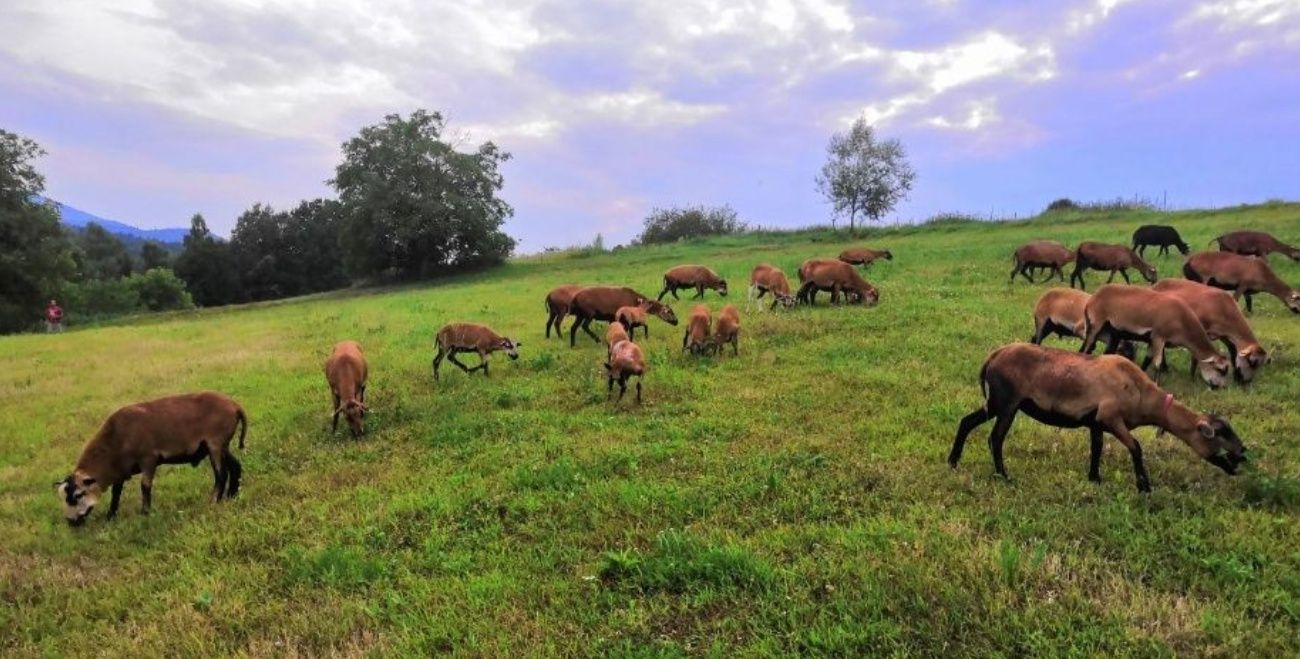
[1198,422,1215,439]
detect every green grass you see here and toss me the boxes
[3,202,1300,656]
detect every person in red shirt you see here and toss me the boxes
[45,299,63,333]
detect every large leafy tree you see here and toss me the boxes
[0,130,76,333]
[815,117,916,232]
[139,240,171,270]
[75,222,134,280]
[331,110,515,279]
[230,199,348,301]
[174,213,242,307]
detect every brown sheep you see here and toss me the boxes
[797,259,879,306]
[1183,250,1300,314]
[433,323,521,380]
[544,284,584,338]
[606,318,631,361]
[614,302,652,339]
[1029,288,1136,361]
[605,339,646,403]
[748,264,796,310]
[1152,278,1270,383]
[1070,241,1157,290]
[1010,240,1074,283]
[324,340,368,438]
[711,304,740,356]
[659,265,729,301]
[949,343,1247,492]
[1211,230,1300,261]
[55,391,248,525]
[838,247,893,268]
[683,304,712,355]
[1080,285,1231,388]
[569,287,678,347]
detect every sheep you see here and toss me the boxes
[1070,241,1157,290]
[605,318,631,360]
[1131,225,1190,257]
[797,259,879,306]
[948,343,1247,492]
[658,265,729,301]
[432,323,521,380]
[1152,278,1271,383]
[1010,240,1074,283]
[1029,288,1136,361]
[683,304,712,355]
[1183,250,1300,314]
[1080,284,1232,388]
[324,340,368,438]
[569,286,678,347]
[614,301,652,339]
[1211,230,1300,261]
[710,304,740,356]
[605,339,646,403]
[838,247,893,268]
[55,391,248,525]
[748,264,796,310]
[544,284,584,338]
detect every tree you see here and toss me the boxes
[140,241,171,270]
[127,268,193,312]
[331,110,515,280]
[230,199,349,301]
[0,130,77,333]
[815,117,915,232]
[76,222,133,280]
[636,205,746,245]
[174,213,242,306]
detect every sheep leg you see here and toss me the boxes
[1055,265,1066,282]
[140,459,157,514]
[1105,420,1151,493]
[105,481,124,520]
[642,324,649,339]
[447,349,475,374]
[1106,269,1117,283]
[693,284,705,299]
[580,317,601,344]
[988,410,1017,479]
[635,377,642,404]
[617,375,628,401]
[1080,320,1104,354]
[682,329,689,349]
[1244,293,1254,313]
[1009,263,1021,282]
[1088,426,1104,483]
[949,407,991,467]
[732,334,739,356]
[1120,269,1131,284]
[545,311,556,338]
[607,371,615,398]
[224,454,243,498]
[208,444,228,502]
[332,393,341,432]
[432,346,446,380]
[478,350,491,377]
[569,315,581,347]
[1030,318,1048,344]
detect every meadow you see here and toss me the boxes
[2,202,1300,656]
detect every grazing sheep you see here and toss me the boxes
[606,340,646,404]
[606,318,631,360]
[838,247,893,268]
[948,343,1247,492]
[658,265,729,301]
[324,340,368,438]
[55,391,248,525]
[683,304,712,355]
[797,259,879,306]
[1211,230,1300,261]
[748,264,796,310]
[1153,278,1271,383]
[433,323,521,380]
[1183,250,1300,314]
[544,284,584,338]
[569,287,678,347]
[1080,285,1231,388]
[1131,225,1190,257]
[614,302,652,339]
[1010,240,1074,283]
[1029,288,1136,361]
[711,304,740,356]
[1070,241,1157,290]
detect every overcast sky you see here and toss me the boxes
[2,0,1297,252]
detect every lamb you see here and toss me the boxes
[658,265,728,301]
[710,304,740,356]
[55,391,248,525]
[605,318,631,360]
[838,247,893,268]
[614,301,652,338]
[1029,288,1136,361]
[432,323,521,380]
[569,286,678,347]
[683,304,712,355]
[1152,278,1270,383]
[797,259,880,306]
[748,264,796,310]
[1010,240,1074,283]
[1080,284,1232,388]
[948,343,1247,492]
[1070,241,1157,290]
[544,284,584,338]
[1131,225,1190,257]
[1183,250,1300,314]
[324,340,368,438]
[605,339,646,403]
[1211,230,1300,261]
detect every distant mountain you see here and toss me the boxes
[43,197,188,245]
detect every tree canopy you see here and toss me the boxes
[815,118,915,232]
[174,214,242,307]
[637,205,746,245]
[231,199,349,301]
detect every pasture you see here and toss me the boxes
[3,203,1300,656]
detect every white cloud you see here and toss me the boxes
[927,99,999,130]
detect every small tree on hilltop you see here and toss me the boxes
[637,205,746,245]
[815,117,915,233]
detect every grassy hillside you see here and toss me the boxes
[3,203,1299,656]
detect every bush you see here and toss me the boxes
[1045,198,1079,212]
[637,205,746,245]
[59,278,141,322]
[126,268,194,312]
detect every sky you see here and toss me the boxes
[1,0,1298,253]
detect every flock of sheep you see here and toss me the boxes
[53,227,1298,525]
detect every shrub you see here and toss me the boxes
[637,205,747,245]
[1045,198,1079,212]
[126,268,194,312]
[59,278,141,322]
